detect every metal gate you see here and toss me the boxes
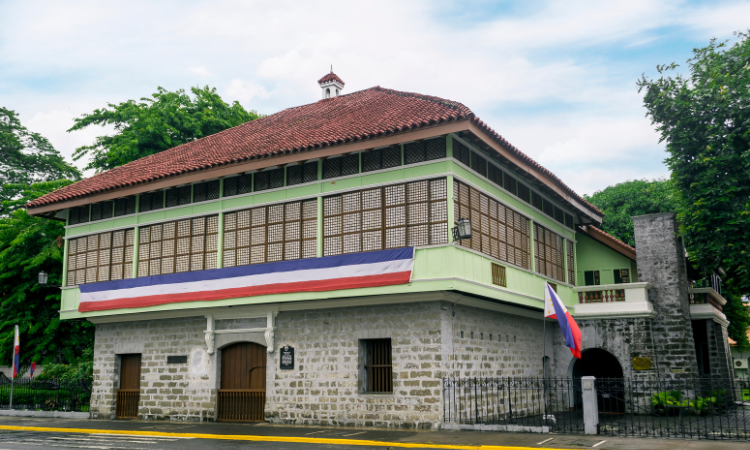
[443,377,584,434]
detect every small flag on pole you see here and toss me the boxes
[12,325,20,378]
[544,282,582,359]
[30,362,36,378]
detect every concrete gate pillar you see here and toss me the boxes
[633,213,699,377]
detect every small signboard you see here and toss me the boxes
[280,345,294,370]
[167,355,188,364]
[632,357,652,370]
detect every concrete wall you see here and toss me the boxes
[575,233,638,286]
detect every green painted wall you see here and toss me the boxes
[60,245,572,320]
[575,233,637,286]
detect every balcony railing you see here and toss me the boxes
[573,282,653,319]
[688,287,728,324]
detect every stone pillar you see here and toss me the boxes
[581,376,599,435]
[633,212,699,377]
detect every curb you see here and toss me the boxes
[0,410,90,419]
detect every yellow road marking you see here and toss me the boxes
[0,425,567,450]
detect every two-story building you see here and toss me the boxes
[26,73,733,427]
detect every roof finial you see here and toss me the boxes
[331,64,333,73]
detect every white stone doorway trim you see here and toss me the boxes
[204,308,279,355]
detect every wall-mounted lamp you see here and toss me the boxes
[452,218,472,242]
[38,271,61,287]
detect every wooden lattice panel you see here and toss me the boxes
[137,215,218,277]
[533,223,565,283]
[323,178,448,256]
[567,240,575,286]
[454,181,531,270]
[66,229,134,286]
[223,199,317,267]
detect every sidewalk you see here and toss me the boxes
[0,416,747,450]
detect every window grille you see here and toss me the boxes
[453,181,531,269]
[223,199,317,267]
[533,223,565,282]
[554,206,564,224]
[567,240,575,286]
[165,185,191,208]
[471,152,487,177]
[90,201,113,222]
[66,229,134,286]
[361,147,402,173]
[516,183,531,204]
[532,192,543,210]
[542,198,554,217]
[453,139,471,167]
[114,197,136,217]
[564,213,574,229]
[404,141,425,165]
[193,180,220,203]
[222,174,253,197]
[424,137,447,161]
[323,178,448,256]
[491,263,507,287]
[68,205,90,225]
[503,173,517,196]
[137,215,219,277]
[254,168,284,192]
[488,164,503,187]
[139,191,164,212]
[286,162,318,186]
[362,339,392,393]
[322,154,359,179]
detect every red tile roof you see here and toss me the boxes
[580,225,636,260]
[318,72,345,85]
[27,86,602,217]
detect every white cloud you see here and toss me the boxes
[0,0,741,193]
[186,66,212,77]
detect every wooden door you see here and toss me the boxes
[115,354,141,419]
[217,342,266,421]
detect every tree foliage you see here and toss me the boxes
[0,181,95,369]
[69,86,260,172]
[585,179,678,248]
[637,32,750,346]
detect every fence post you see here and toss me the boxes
[582,376,599,435]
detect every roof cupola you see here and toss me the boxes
[318,70,345,99]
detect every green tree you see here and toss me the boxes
[585,178,678,248]
[0,181,95,370]
[637,32,750,346]
[70,86,260,172]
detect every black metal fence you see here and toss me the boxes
[442,377,584,434]
[596,377,750,440]
[0,378,92,412]
[444,376,750,440]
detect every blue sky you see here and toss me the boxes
[0,0,745,195]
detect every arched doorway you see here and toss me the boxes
[571,348,625,413]
[217,342,267,422]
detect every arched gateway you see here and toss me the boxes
[571,348,625,413]
[217,342,267,422]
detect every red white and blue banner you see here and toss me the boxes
[12,325,19,379]
[544,282,582,359]
[79,247,414,312]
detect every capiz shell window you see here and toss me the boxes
[323,178,448,256]
[453,181,531,269]
[137,215,219,277]
[66,229,134,286]
[223,199,317,267]
[533,223,566,283]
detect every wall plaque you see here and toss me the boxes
[167,355,188,364]
[632,357,652,370]
[280,345,294,370]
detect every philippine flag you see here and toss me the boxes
[544,283,582,359]
[12,325,20,379]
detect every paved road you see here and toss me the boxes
[0,416,749,450]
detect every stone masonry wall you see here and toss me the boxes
[265,302,446,429]
[706,320,735,379]
[633,213,699,377]
[91,317,214,421]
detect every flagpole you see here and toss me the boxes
[9,325,16,410]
